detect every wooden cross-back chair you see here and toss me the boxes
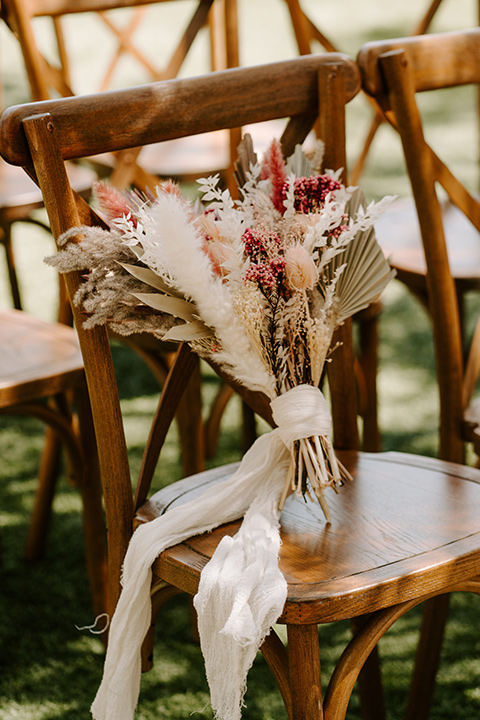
[358,27,480,720]
[0,0,240,190]
[2,0,221,477]
[358,28,480,465]
[281,0,467,185]
[3,53,480,720]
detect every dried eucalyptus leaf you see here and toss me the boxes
[163,320,215,342]
[119,262,176,295]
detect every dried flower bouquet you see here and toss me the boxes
[49,136,395,720]
[49,136,393,521]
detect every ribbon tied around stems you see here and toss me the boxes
[91,384,335,720]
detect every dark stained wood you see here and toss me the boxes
[358,29,480,465]
[358,28,480,103]
[142,451,480,623]
[1,53,360,168]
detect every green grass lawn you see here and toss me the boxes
[1,1,480,718]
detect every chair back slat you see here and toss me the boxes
[22,111,133,611]
[2,54,359,167]
[359,29,480,103]
[13,0,174,17]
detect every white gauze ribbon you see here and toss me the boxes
[91,384,331,720]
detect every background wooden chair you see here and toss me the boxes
[358,27,480,720]
[358,28,480,465]
[0,0,240,189]
[0,0,219,476]
[0,73,103,604]
[3,51,480,719]
[0,230,106,618]
[282,0,480,185]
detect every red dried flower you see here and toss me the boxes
[260,139,288,214]
[283,175,342,214]
[242,227,281,262]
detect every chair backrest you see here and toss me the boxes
[358,28,480,463]
[0,53,361,612]
[0,0,236,191]
[0,0,219,101]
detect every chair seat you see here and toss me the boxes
[135,450,480,625]
[375,196,480,293]
[0,309,84,407]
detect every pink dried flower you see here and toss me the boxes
[93,181,135,227]
[260,139,288,214]
[199,210,234,278]
[201,239,234,278]
[329,215,349,239]
[244,257,286,292]
[284,245,318,291]
[242,227,281,262]
[156,179,183,198]
[283,175,342,214]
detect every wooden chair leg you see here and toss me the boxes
[205,382,234,459]
[261,629,292,719]
[24,424,62,562]
[403,594,450,720]
[356,302,381,453]
[176,355,204,476]
[1,221,23,310]
[350,615,386,720]
[141,583,184,672]
[287,623,323,720]
[76,385,108,619]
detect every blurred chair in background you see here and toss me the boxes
[0,0,240,189]
[283,0,472,184]
[0,0,219,477]
[358,27,480,720]
[0,66,103,595]
[0,177,106,616]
